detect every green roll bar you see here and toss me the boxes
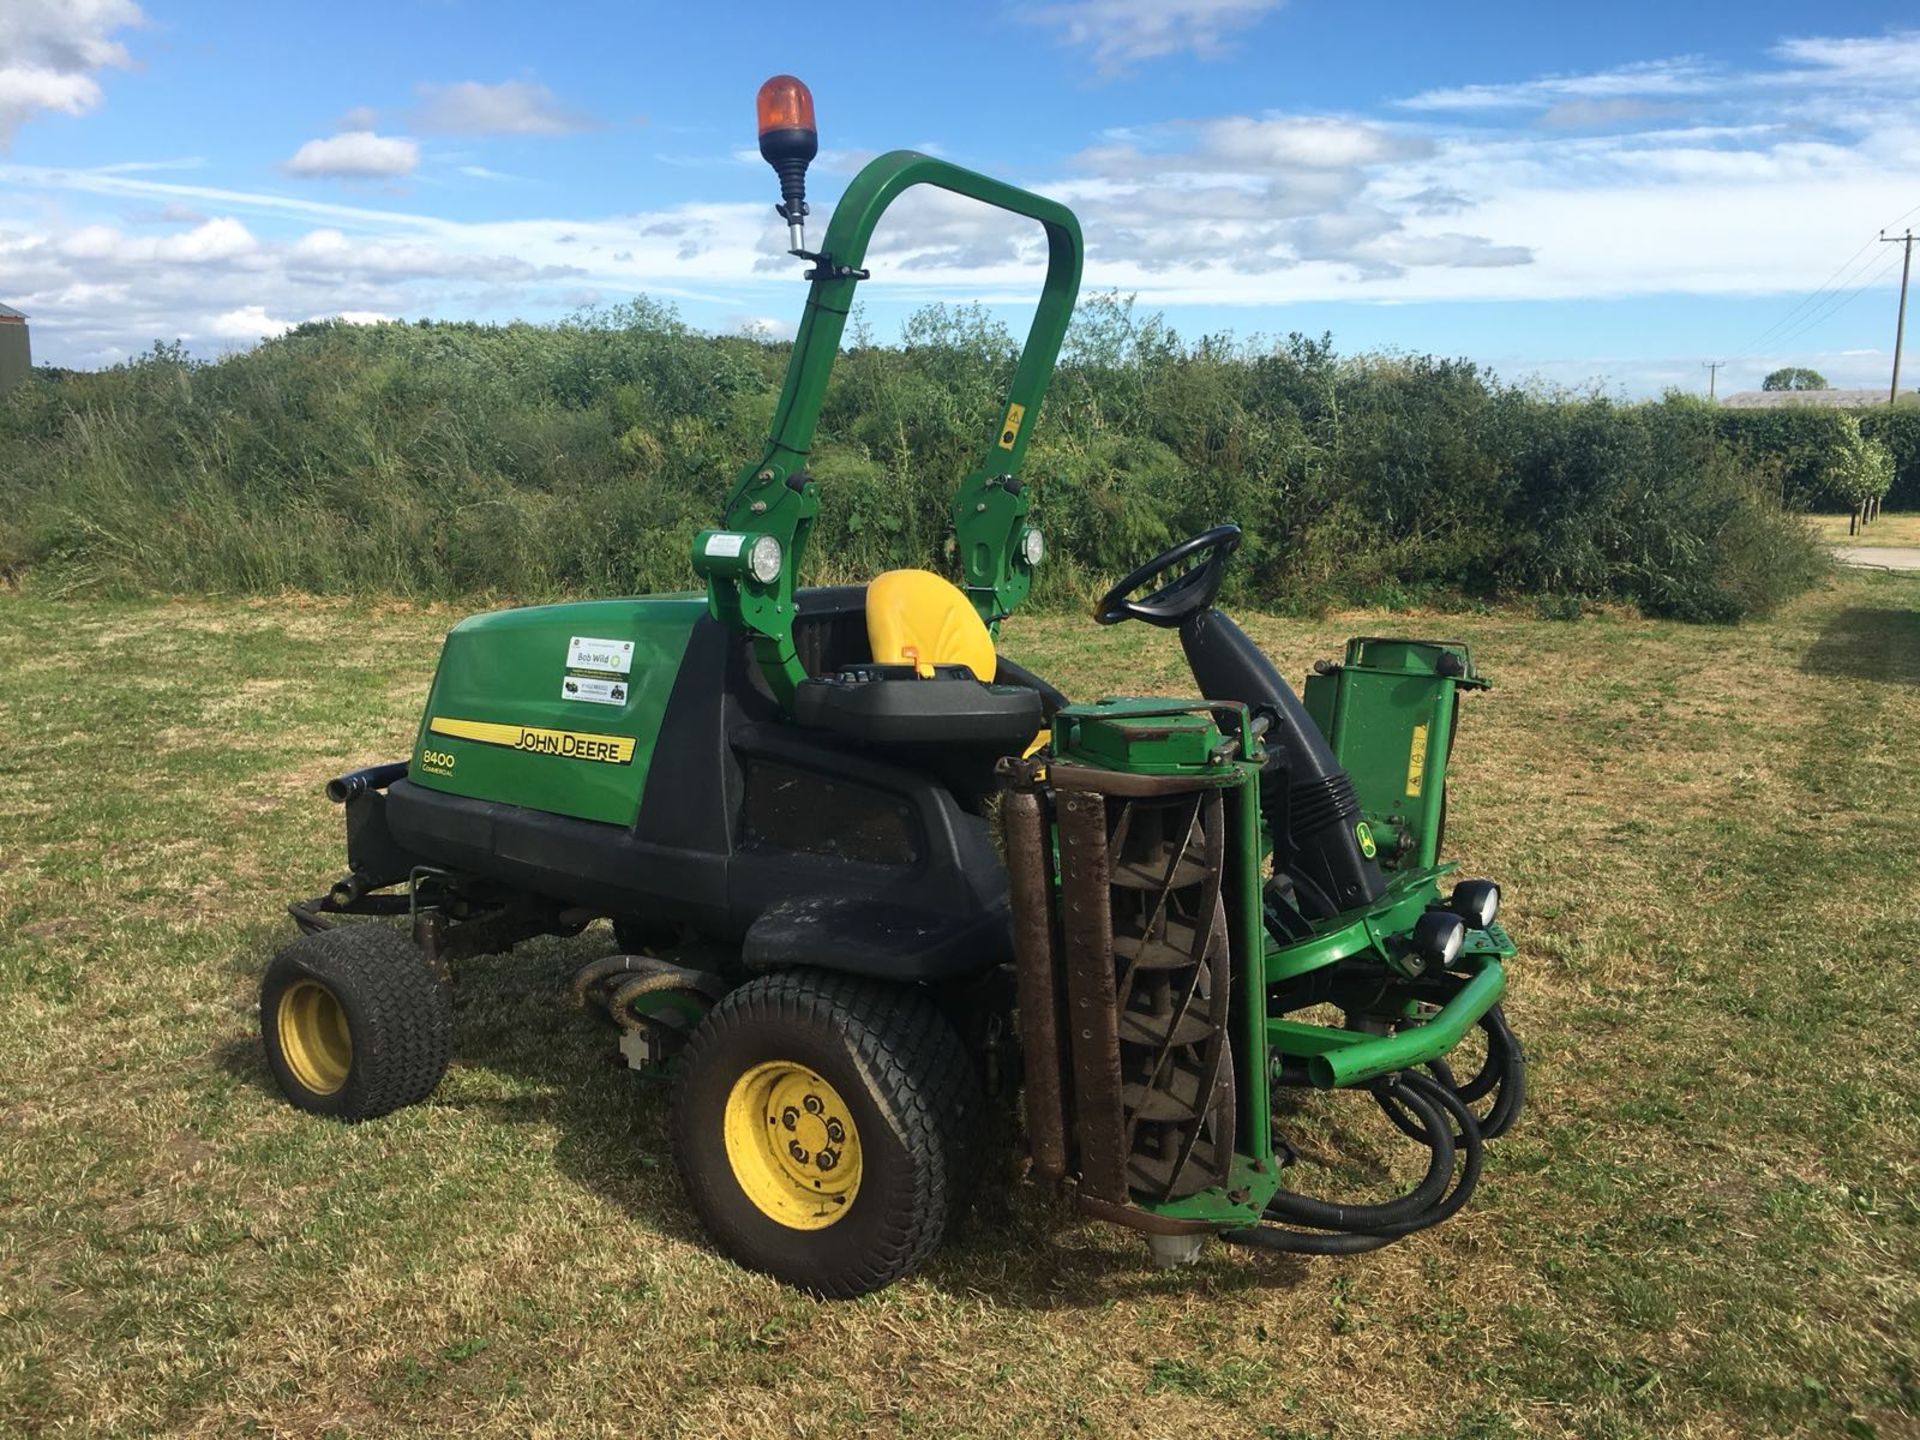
[691,150,1084,706]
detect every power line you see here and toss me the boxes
[1731,236,1885,359]
[1759,249,1903,358]
[1726,197,1920,362]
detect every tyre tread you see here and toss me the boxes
[672,969,977,1296]
[261,925,452,1121]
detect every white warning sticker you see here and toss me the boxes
[703,532,746,558]
[561,675,628,706]
[567,636,634,674]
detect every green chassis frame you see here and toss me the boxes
[691,151,1084,706]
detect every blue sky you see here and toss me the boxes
[2,0,1917,396]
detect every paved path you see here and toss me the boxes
[1832,545,1920,571]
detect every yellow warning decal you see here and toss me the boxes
[997,401,1026,450]
[429,716,635,765]
[1405,723,1429,798]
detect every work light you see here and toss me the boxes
[1449,879,1500,930]
[1021,526,1045,567]
[1412,910,1467,970]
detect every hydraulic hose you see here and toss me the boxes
[1466,1006,1525,1139]
[571,954,657,1008]
[1364,1073,1484,1235]
[1225,1070,1484,1256]
[1384,1006,1525,1143]
[1260,1076,1455,1232]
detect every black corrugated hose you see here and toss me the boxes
[1224,1069,1487,1256]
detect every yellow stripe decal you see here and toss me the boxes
[430,716,635,765]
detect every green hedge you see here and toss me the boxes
[0,298,1830,622]
[1713,406,1903,511]
[1860,407,1920,508]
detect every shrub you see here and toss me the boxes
[0,300,1829,622]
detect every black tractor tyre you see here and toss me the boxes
[670,969,980,1297]
[260,925,453,1122]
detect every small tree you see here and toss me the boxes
[1825,418,1895,533]
[1762,366,1829,391]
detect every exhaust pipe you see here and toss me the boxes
[326,761,408,804]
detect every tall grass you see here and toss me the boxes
[0,297,1830,621]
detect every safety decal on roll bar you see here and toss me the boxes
[997,401,1026,450]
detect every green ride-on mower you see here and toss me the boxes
[262,75,1524,1296]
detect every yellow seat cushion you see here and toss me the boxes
[866,570,996,681]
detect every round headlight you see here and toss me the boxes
[747,534,783,584]
[1449,879,1500,930]
[1020,526,1044,567]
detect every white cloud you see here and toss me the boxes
[412,80,591,136]
[1539,98,1682,129]
[206,305,291,341]
[57,216,258,264]
[0,0,143,143]
[1771,32,1920,85]
[1059,114,1459,276]
[1401,31,1920,115]
[1025,0,1283,75]
[284,131,420,179]
[728,314,795,341]
[1080,116,1431,176]
[0,169,758,363]
[1401,58,1716,112]
[287,226,580,282]
[7,27,1920,372]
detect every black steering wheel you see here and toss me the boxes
[1095,524,1243,627]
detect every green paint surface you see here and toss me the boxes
[1305,637,1484,869]
[407,593,704,826]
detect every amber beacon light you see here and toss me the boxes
[756,75,819,254]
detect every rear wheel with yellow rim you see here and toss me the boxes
[672,969,978,1297]
[260,926,452,1121]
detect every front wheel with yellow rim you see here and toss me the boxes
[260,925,452,1121]
[672,970,978,1297]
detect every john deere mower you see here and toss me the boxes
[262,76,1524,1296]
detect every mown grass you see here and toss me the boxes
[1811,511,1920,548]
[1,574,1916,1438]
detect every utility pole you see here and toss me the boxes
[1703,360,1724,400]
[1884,229,1914,405]
[1872,230,1913,529]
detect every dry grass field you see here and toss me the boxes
[3,572,1917,1438]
